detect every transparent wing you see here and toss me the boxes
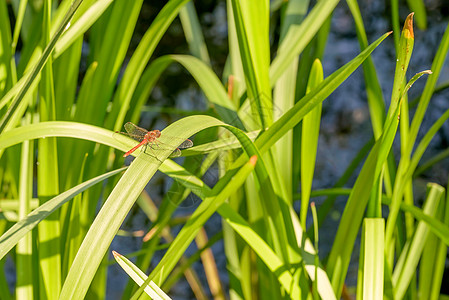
[147,138,193,158]
[168,139,192,157]
[177,139,193,149]
[169,148,181,157]
[124,122,147,140]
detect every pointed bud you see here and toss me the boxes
[403,13,414,39]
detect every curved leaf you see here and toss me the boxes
[0,167,126,260]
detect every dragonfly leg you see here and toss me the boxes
[153,140,162,149]
[143,142,158,156]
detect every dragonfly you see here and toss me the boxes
[119,122,193,158]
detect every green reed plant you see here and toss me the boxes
[0,0,448,299]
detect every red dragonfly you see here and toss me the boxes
[119,122,193,158]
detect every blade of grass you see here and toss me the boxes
[381,13,415,262]
[414,148,449,177]
[428,187,449,300]
[230,0,271,128]
[37,1,62,297]
[418,199,444,300]
[326,84,404,296]
[0,167,126,260]
[406,0,427,29]
[273,0,307,203]
[53,0,114,57]
[300,59,323,228]
[113,251,171,300]
[106,0,190,131]
[0,221,11,300]
[269,0,338,85]
[179,1,210,64]
[0,0,16,95]
[194,228,226,300]
[59,115,223,299]
[346,0,386,138]
[0,121,119,152]
[132,156,258,299]
[361,219,384,300]
[0,0,83,132]
[16,115,34,299]
[53,38,82,121]
[393,183,444,299]
[158,159,336,300]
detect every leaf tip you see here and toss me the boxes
[143,227,157,242]
[249,155,258,166]
[403,13,414,39]
[112,250,121,258]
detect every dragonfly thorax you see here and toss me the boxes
[144,130,161,141]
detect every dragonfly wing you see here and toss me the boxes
[144,142,180,157]
[177,139,193,149]
[117,131,142,141]
[124,122,147,138]
[169,148,182,158]
[168,139,192,157]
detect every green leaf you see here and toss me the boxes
[230,0,271,128]
[360,219,384,300]
[0,167,126,260]
[269,0,339,85]
[0,0,84,132]
[255,32,391,156]
[106,0,190,131]
[300,59,323,227]
[53,0,114,57]
[393,184,444,299]
[113,251,171,300]
[59,115,222,299]
[158,161,336,300]
[179,2,210,64]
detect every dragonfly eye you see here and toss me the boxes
[154,130,161,138]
